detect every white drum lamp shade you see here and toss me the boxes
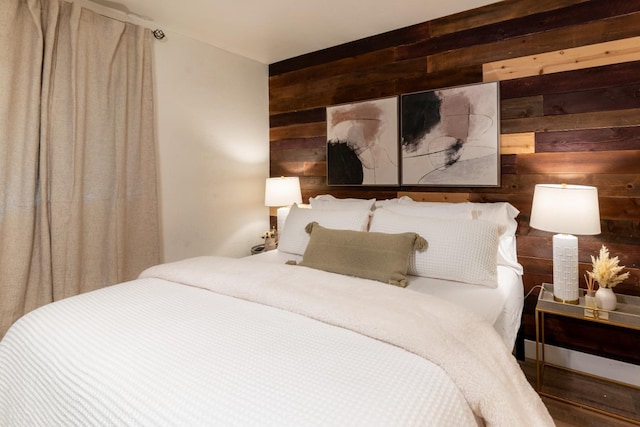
[265,177,303,233]
[530,184,601,304]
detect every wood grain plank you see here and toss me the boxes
[270,58,425,114]
[517,235,640,267]
[271,77,400,116]
[499,173,640,198]
[269,23,430,75]
[397,191,470,202]
[270,147,325,164]
[270,122,326,141]
[543,83,640,116]
[270,161,328,178]
[302,162,326,177]
[501,154,517,175]
[501,96,543,119]
[483,36,640,82]
[500,60,640,99]
[298,176,326,189]
[395,64,482,94]
[269,160,327,179]
[428,13,640,73]
[501,133,535,154]
[602,220,640,245]
[464,195,534,220]
[535,127,640,153]
[269,49,396,90]
[429,0,589,38]
[269,108,325,128]
[599,197,640,222]
[515,150,640,175]
[501,109,640,134]
[398,0,631,62]
[270,161,307,177]
[270,137,325,151]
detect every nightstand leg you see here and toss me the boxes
[541,312,545,366]
[535,309,544,392]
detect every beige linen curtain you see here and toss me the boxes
[0,0,160,338]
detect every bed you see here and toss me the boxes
[0,197,552,426]
[249,249,524,351]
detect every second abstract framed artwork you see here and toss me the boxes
[401,81,500,187]
[325,81,500,187]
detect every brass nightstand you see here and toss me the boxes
[535,283,640,425]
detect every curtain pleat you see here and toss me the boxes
[0,0,49,337]
[0,0,160,337]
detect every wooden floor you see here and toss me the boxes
[519,359,640,426]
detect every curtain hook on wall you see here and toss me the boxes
[152,29,165,40]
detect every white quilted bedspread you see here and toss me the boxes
[0,256,552,426]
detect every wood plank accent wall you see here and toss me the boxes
[268,0,640,364]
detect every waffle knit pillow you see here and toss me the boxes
[277,204,372,256]
[369,208,503,288]
[299,222,426,287]
[393,198,522,273]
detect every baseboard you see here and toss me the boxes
[524,339,640,387]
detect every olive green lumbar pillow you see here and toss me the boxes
[299,222,426,287]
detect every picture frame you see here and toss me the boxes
[400,81,500,187]
[326,96,399,186]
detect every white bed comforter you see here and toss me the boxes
[248,249,524,350]
[0,256,552,426]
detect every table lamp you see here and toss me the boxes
[264,176,302,233]
[529,184,601,304]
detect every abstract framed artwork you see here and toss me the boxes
[400,81,500,187]
[326,96,399,186]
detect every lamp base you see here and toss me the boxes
[552,233,579,304]
[553,295,579,305]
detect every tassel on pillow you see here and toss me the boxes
[305,221,317,234]
[414,235,427,252]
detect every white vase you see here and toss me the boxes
[595,287,617,311]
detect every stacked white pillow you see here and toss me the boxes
[390,198,523,274]
[277,203,372,256]
[369,208,503,288]
[277,195,522,286]
[309,194,376,211]
[382,202,472,219]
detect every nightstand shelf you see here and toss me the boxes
[535,283,640,425]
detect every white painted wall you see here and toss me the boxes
[154,32,270,262]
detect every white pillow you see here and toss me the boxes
[467,202,522,273]
[397,199,518,235]
[395,198,522,274]
[309,194,376,211]
[373,197,404,210]
[383,202,472,219]
[277,204,371,255]
[369,208,503,287]
[465,202,519,236]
